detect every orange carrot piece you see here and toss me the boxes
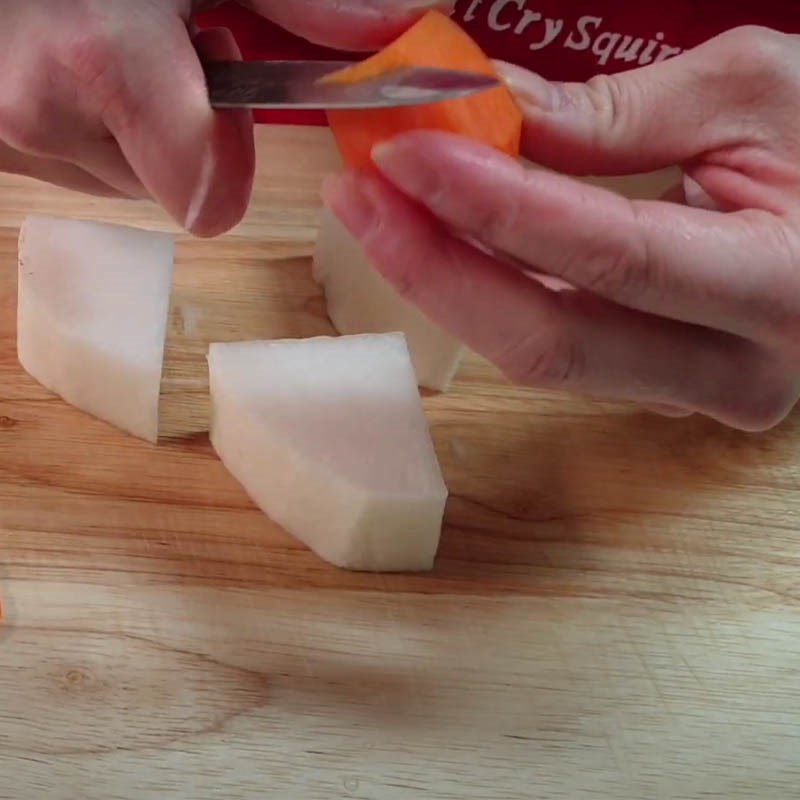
[326,11,522,170]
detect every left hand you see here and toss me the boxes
[323,25,800,431]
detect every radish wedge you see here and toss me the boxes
[209,334,448,572]
[313,208,464,391]
[17,216,174,443]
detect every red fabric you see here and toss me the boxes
[198,1,800,126]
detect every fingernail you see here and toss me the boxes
[371,138,439,199]
[683,175,720,211]
[371,140,395,168]
[185,143,215,233]
[493,61,567,113]
[321,172,378,239]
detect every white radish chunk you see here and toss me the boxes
[209,334,448,572]
[17,216,174,443]
[313,208,464,392]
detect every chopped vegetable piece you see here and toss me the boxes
[17,216,174,443]
[327,10,523,169]
[313,208,464,391]
[209,334,448,572]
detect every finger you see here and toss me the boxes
[682,174,727,212]
[371,132,800,348]
[242,0,455,50]
[0,64,147,198]
[0,113,150,198]
[494,27,800,177]
[193,25,245,62]
[659,178,721,211]
[322,171,795,431]
[102,17,255,236]
[0,140,128,197]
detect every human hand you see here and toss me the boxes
[323,26,800,431]
[0,0,450,236]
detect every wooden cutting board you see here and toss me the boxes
[0,126,798,800]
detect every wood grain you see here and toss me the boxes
[1,126,799,800]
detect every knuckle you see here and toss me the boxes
[474,195,522,248]
[581,74,652,153]
[581,244,646,299]
[582,74,628,146]
[500,329,585,388]
[720,25,786,67]
[714,26,797,91]
[57,31,134,127]
[369,234,423,301]
[60,31,120,90]
[736,214,800,352]
[575,205,653,301]
[471,163,536,247]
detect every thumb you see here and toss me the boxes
[243,0,455,51]
[103,17,254,236]
[496,25,799,177]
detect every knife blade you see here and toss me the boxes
[204,60,500,110]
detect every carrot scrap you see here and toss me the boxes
[326,11,523,170]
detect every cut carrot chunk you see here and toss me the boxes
[326,11,522,170]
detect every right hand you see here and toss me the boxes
[0,0,451,236]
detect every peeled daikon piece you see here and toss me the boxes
[313,208,464,392]
[209,334,448,572]
[17,215,174,443]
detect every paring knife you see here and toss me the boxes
[204,60,500,110]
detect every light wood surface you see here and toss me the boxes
[1,126,799,800]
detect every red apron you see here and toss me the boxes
[199,0,800,126]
